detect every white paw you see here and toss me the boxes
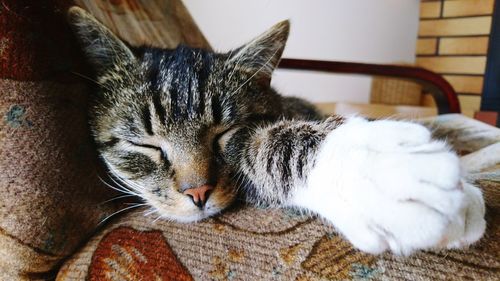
[292,117,486,255]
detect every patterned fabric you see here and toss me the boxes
[0,1,208,279]
[0,1,120,279]
[88,227,193,281]
[57,115,500,281]
[58,188,499,280]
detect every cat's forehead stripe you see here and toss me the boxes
[152,91,167,126]
[141,105,154,135]
[211,94,222,124]
[145,46,216,123]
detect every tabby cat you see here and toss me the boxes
[69,7,485,255]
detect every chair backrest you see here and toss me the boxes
[75,0,210,49]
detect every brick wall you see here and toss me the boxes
[417,0,494,117]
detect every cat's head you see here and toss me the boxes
[68,7,289,222]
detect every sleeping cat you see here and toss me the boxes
[68,7,485,255]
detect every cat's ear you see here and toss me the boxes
[67,7,135,74]
[227,20,290,82]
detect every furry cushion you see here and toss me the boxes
[57,115,500,281]
[0,1,119,279]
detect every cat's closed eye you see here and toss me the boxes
[127,140,167,160]
[213,127,240,153]
[212,131,226,154]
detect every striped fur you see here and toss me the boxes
[69,7,326,222]
[224,117,344,206]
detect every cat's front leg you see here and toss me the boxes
[291,117,486,255]
[226,117,486,255]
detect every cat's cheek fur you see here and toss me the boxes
[290,117,486,255]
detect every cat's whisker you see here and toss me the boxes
[152,214,164,224]
[99,194,136,205]
[129,203,149,208]
[111,176,138,192]
[103,174,152,205]
[226,49,246,81]
[143,208,158,217]
[235,174,245,192]
[233,170,249,193]
[97,175,139,196]
[224,49,234,65]
[70,71,113,92]
[229,172,241,189]
[124,202,147,206]
[124,178,146,191]
[238,175,252,195]
[71,71,101,85]
[233,173,245,193]
[120,180,149,200]
[114,179,151,203]
[98,203,148,225]
[227,57,242,81]
[109,170,144,192]
[105,164,144,194]
[104,176,140,196]
[228,47,280,97]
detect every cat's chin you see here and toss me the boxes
[143,195,227,223]
[152,204,223,223]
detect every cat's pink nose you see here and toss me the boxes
[183,184,214,209]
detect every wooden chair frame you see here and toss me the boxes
[278,59,461,114]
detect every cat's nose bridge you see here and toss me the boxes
[173,144,216,193]
[178,177,209,192]
[175,156,215,192]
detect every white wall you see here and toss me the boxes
[183,0,420,103]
